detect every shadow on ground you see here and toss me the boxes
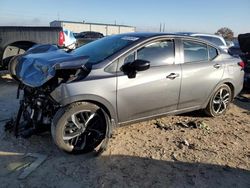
[234,90,250,112]
[0,152,249,188]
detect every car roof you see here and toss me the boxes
[176,32,224,39]
[115,32,221,45]
[191,34,224,39]
[114,32,201,39]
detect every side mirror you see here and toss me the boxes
[132,59,150,71]
[121,59,150,78]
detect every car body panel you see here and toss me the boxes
[178,59,225,109]
[50,69,118,123]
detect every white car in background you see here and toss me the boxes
[178,32,229,52]
[63,29,77,49]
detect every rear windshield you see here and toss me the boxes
[72,35,140,64]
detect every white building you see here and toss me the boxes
[50,20,136,36]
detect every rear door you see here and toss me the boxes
[117,39,181,123]
[178,39,224,109]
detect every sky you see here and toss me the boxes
[1,0,250,35]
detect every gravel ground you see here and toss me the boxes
[0,71,249,188]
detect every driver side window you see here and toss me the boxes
[137,40,175,66]
[120,40,175,70]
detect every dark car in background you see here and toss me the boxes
[228,39,243,58]
[238,33,250,88]
[74,31,104,47]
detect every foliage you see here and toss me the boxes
[215,27,234,40]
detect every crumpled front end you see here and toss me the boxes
[6,44,91,138]
[8,44,90,88]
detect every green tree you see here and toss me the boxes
[215,27,234,40]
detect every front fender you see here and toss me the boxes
[50,84,118,124]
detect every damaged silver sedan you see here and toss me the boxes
[7,33,244,154]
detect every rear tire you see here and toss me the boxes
[205,84,232,117]
[51,102,107,154]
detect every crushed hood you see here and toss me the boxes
[9,44,89,87]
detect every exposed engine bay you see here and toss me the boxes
[6,44,92,138]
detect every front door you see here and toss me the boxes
[117,39,181,123]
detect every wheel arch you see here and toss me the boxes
[223,82,235,100]
[59,95,118,125]
[2,41,36,58]
[1,41,36,67]
[202,79,236,108]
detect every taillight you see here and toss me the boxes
[58,31,65,46]
[238,61,245,69]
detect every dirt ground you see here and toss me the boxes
[0,71,249,188]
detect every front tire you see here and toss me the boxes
[205,84,232,117]
[51,102,107,154]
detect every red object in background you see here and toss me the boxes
[238,61,245,69]
[58,31,65,46]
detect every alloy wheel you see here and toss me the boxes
[212,87,231,114]
[63,110,105,151]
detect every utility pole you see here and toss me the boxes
[57,12,60,21]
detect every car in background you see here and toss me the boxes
[178,32,229,52]
[238,33,250,88]
[63,29,77,49]
[0,26,63,69]
[225,40,234,48]
[74,31,104,47]
[228,39,243,58]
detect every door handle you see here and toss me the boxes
[213,63,221,69]
[166,73,179,80]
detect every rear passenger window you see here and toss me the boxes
[183,41,208,63]
[208,46,218,60]
[198,36,224,46]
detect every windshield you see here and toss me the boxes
[72,34,140,64]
